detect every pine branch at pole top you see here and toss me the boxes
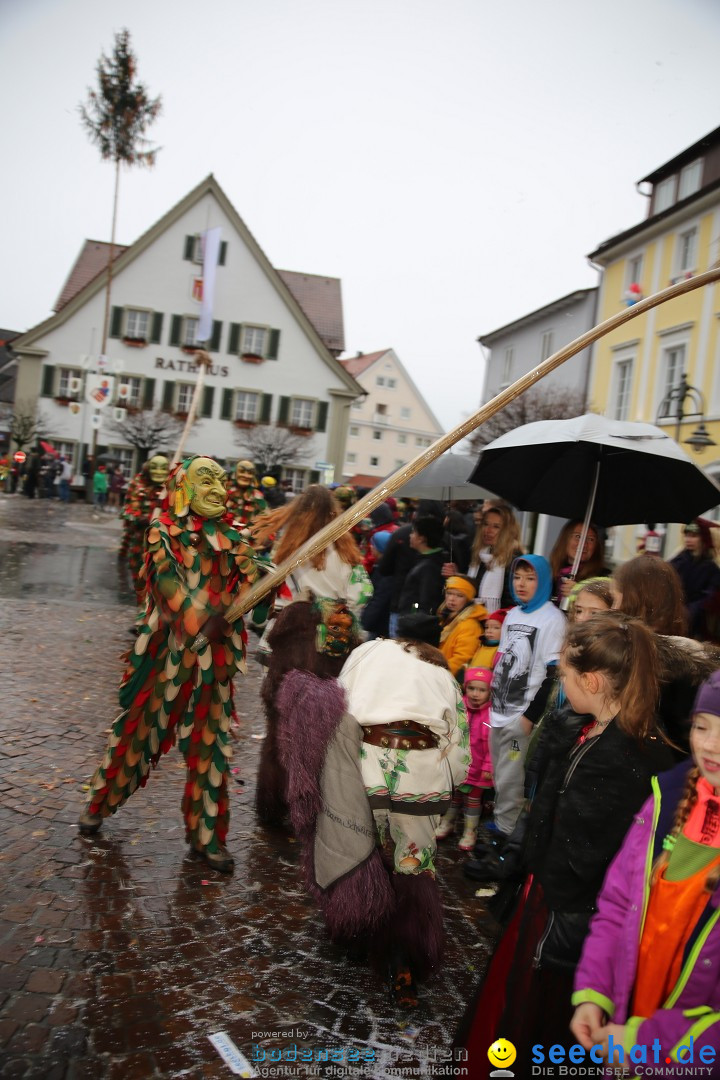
[171,349,211,466]
[191,264,720,651]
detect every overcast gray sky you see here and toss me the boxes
[2,0,719,431]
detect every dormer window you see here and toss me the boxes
[679,159,703,200]
[654,176,676,214]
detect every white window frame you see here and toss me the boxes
[176,382,195,413]
[345,452,357,464]
[540,330,554,361]
[290,398,314,428]
[376,376,385,386]
[624,253,644,296]
[58,367,82,397]
[395,459,405,468]
[387,377,397,388]
[398,433,407,444]
[54,440,77,468]
[678,159,703,200]
[124,308,151,341]
[283,467,307,493]
[674,226,698,277]
[117,375,143,407]
[369,455,380,468]
[611,355,634,421]
[108,446,135,475]
[352,399,363,410]
[501,347,514,387]
[654,175,676,214]
[400,407,411,420]
[235,390,260,422]
[349,425,359,438]
[241,325,268,357]
[182,316,200,348]
[372,430,382,441]
[657,342,686,419]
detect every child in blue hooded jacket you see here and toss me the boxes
[489,555,567,837]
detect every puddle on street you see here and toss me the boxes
[0,541,135,605]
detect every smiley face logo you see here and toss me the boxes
[488,1038,517,1069]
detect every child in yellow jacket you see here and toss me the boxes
[438,576,487,678]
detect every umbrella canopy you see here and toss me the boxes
[395,452,493,501]
[470,413,720,526]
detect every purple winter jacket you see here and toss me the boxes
[573,760,720,1066]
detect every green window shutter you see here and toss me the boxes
[183,235,194,260]
[201,385,215,418]
[315,400,329,432]
[260,393,273,423]
[109,306,123,339]
[278,396,290,425]
[40,365,54,397]
[218,241,227,266]
[170,315,182,347]
[221,388,233,420]
[150,312,164,344]
[209,320,222,352]
[309,470,320,484]
[142,377,155,409]
[229,323,240,354]
[162,381,174,412]
[267,328,280,360]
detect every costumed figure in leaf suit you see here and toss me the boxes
[224,459,267,528]
[79,455,260,872]
[119,454,170,605]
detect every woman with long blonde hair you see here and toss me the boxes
[444,500,523,613]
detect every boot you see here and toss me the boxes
[434,806,458,840]
[191,844,235,873]
[78,808,103,836]
[463,829,507,881]
[458,812,480,852]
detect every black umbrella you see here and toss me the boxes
[470,413,720,527]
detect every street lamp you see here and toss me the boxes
[655,373,717,454]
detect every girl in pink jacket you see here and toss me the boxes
[436,666,493,850]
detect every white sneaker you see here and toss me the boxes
[434,809,457,840]
[458,824,478,851]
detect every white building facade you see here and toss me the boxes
[339,349,444,485]
[12,176,362,488]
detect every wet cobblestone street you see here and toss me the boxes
[0,496,496,1079]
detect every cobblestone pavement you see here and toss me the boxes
[0,496,497,1079]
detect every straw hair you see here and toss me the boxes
[251,485,362,570]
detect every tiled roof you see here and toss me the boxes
[277,270,345,354]
[54,240,127,311]
[339,350,389,377]
[344,473,386,488]
[0,329,20,346]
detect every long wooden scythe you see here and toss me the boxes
[191,265,720,650]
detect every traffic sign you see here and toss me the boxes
[13,451,26,463]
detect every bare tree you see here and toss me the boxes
[105,409,189,465]
[235,425,313,475]
[469,385,589,451]
[9,400,50,452]
[79,28,162,356]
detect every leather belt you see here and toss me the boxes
[361,720,439,751]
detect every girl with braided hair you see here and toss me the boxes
[78,456,260,872]
[454,612,674,1076]
[572,668,720,1069]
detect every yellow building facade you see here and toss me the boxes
[587,127,720,561]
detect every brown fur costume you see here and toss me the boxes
[255,602,358,824]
